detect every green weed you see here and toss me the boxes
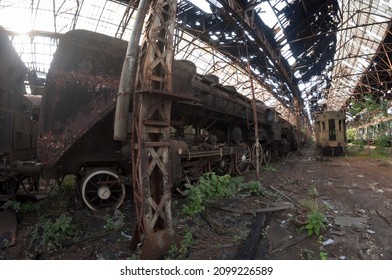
[319,251,328,260]
[31,213,74,253]
[305,210,326,236]
[166,232,193,259]
[263,164,277,172]
[182,172,238,216]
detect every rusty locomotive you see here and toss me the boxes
[0,27,41,198]
[1,29,303,211]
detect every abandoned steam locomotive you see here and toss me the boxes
[1,29,303,211]
[0,28,40,198]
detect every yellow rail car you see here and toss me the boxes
[315,111,346,155]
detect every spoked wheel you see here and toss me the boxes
[81,169,126,211]
[235,143,251,175]
[251,142,263,170]
[209,156,234,175]
[263,145,272,165]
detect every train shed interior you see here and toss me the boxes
[1,0,392,261]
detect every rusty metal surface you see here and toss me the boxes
[37,71,119,167]
[131,0,177,259]
[37,30,127,168]
[1,28,39,196]
[0,28,37,162]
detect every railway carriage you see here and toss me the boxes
[315,111,346,155]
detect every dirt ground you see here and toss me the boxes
[1,144,392,260]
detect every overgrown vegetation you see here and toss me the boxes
[346,128,357,143]
[30,213,75,253]
[305,211,327,236]
[263,164,277,172]
[104,210,125,231]
[298,188,328,237]
[182,172,270,217]
[240,180,264,196]
[346,142,391,159]
[2,200,41,214]
[347,95,389,119]
[59,175,76,192]
[166,232,193,259]
[182,172,238,216]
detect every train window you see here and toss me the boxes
[266,109,273,122]
[339,120,342,131]
[322,121,326,131]
[328,119,336,141]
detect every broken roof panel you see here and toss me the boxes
[1,0,391,123]
[328,0,392,111]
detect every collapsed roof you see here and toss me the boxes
[0,0,391,124]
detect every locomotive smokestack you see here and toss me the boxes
[114,0,149,141]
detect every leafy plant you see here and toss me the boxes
[263,164,277,172]
[166,232,193,259]
[19,202,41,215]
[374,134,390,156]
[104,210,125,231]
[59,175,76,193]
[241,180,264,196]
[320,251,328,260]
[301,197,329,213]
[31,213,74,253]
[1,200,21,212]
[305,210,326,236]
[348,95,389,119]
[300,249,314,260]
[3,200,42,215]
[307,186,319,197]
[298,196,328,236]
[182,172,238,216]
[346,128,357,143]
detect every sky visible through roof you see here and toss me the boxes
[1,0,390,124]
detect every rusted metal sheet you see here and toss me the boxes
[37,30,127,168]
[0,28,37,163]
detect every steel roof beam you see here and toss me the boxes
[211,0,301,102]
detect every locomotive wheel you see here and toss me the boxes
[235,143,251,175]
[208,156,234,176]
[251,142,264,169]
[81,169,126,211]
[263,145,272,165]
